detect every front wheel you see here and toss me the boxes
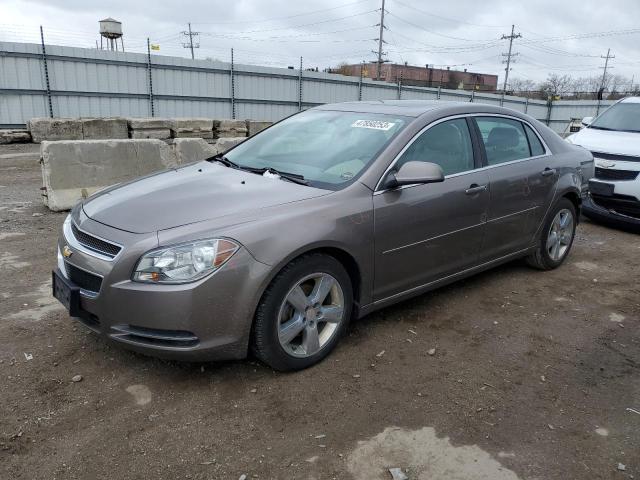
[251,254,353,371]
[526,198,577,270]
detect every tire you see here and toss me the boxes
[526,198,577,270]
[251,253,353,371]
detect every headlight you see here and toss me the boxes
[133,238,239,284]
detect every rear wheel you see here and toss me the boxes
[252,254,353,371]
[526,198,577,270]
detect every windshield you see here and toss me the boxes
[224,110,408,189]
[590,102,640,132]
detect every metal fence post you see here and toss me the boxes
[437,85,441,100]
[146,38,155,117]
[397,70,403,100]
[39,26,54,118]
[298,56,303,111]
[470,90,475,103]
[358,62,363,101]
[545,97,553,126]
[230,48,236,119]
[524,96,529,114]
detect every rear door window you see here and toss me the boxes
[474,117,531,165]
[524,124,546,157]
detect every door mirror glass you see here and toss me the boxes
[582,116,593,126]
[386,161,444,188]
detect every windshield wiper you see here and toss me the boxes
[264,168,309,185]
[207,154,242,169]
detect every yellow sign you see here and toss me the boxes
[150,44,160,51]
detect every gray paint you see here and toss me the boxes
[56,101,591,361]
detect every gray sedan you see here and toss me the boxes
[53,101,593,370]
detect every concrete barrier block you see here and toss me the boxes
[127,118,175,130]
[41,139,178,211]
[28,118,83,143]
[212,137,246,154]
[214,119,248,138]
[171,118,214,139]
[0,129,32,144]
[172,138,217,165]
[246,120,273,137]
[130,129,172,139]
[81,118,128,139]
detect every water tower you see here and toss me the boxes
[99,18,124,51]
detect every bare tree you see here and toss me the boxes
[538,74,575,98]
[508,77,536,93]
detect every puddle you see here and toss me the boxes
[126,384,153,405]
[10,280,63,320]
[0,251,30,269]
[573,261,599,272]
[347,427,521,480]
[0,232,25,241]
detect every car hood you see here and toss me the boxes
[567,127,640,156]
[82,161,330,233]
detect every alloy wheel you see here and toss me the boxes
[277,273,345,358]
[546,208,574,261]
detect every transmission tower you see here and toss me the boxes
[501,24,521,92]
[182,23,200,59]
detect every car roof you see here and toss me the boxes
[313,100,473,117]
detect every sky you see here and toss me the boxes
[2,0,640,87]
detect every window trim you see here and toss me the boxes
[374,113,551,194]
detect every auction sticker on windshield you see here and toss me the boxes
[351,120,396,131]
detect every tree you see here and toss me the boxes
[538,74,575,98]
[508,77,536,93]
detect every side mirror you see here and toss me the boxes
[384,161,445,189]
[581,116,593,126]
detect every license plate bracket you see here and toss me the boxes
[52,269,81,317]
[589,180,614,197]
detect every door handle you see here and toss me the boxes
[465,184,487,195]
[541,168,556,177]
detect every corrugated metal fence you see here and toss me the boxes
[0,41,616,133]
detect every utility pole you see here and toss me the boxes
[182,22,200,59]
[373,0,387,80]
[501,24,521,93]
[599,48,615,94]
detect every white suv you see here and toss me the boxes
[566,97,640,229]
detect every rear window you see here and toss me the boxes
[524,124,546,156]
[475,117,530,165]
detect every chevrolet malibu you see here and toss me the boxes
[53,101,593,371]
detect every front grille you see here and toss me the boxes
[71,222,121,258]
[592,193,640,219]
[592,151,640,163]
[65,263,103,293]
[595,167,639,181]
[110,324,199,348]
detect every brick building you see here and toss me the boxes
[332,62,498,92]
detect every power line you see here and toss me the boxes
[182,23,200,59]
[501,24,521,92]
[373,0,388,80]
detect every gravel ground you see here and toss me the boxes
[0,144,639,480]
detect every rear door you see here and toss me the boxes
[472,116,557,261]
[373,117,490,301]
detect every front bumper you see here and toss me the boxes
[582,194,640,228]
[56,216,272,361]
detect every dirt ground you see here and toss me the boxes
[1,143,639,480]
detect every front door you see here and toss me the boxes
[373,118,490,301]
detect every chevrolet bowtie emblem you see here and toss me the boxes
[62,245,73,258]
[598,160,616,168]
